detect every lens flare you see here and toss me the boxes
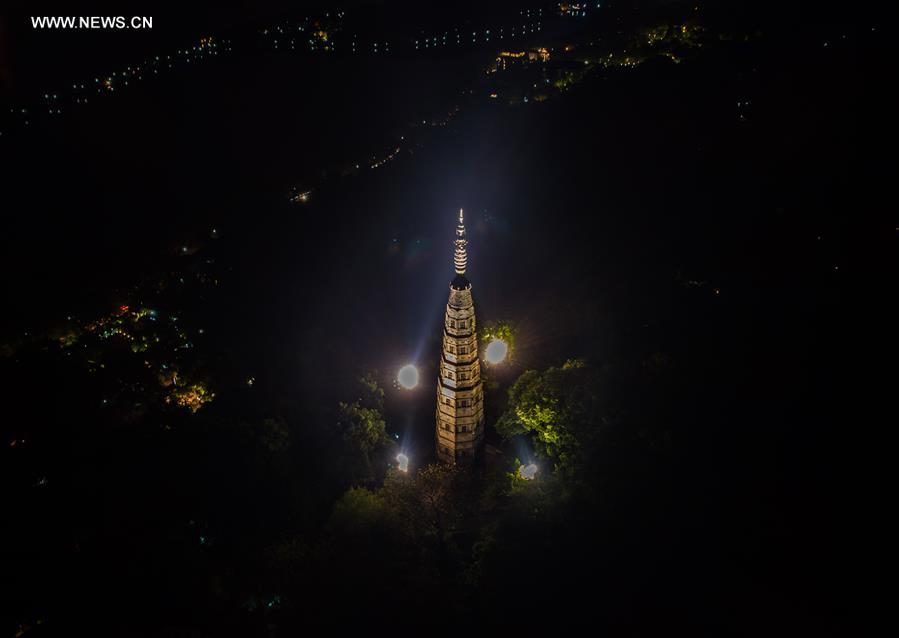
[397,364,419,389]
[484,338,509,364]
[396,453,409,472]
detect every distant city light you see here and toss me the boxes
[396,453,409,472]
[519,463,538,480]
[397,364,419,389]
[484,338,509,364]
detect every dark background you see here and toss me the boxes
[0,1,871,634]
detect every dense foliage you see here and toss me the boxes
[495,358,608,476]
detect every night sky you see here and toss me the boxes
[0,2,869,635]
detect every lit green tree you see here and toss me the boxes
[357,371,385,411]
[496,359,605,476]
[335,373,393,484]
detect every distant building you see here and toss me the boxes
[494,50,526,71]
[559,3,588,17]
[493,48,549,72]
[435,210,485,465]
[529,47,550,62]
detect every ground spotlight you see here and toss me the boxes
[519,463,538,480]
[484,337,509,364]
[397,364,419,389]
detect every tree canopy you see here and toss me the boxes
[334,373,394,485]
[495,359,607,476]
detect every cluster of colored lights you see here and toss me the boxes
[260,13,342,53]
[599,53,642,69]
[489,47,551,74]
[43,296,216,414]
[289,188,312,203]
[559,3,590,17]
[166,382,214,413]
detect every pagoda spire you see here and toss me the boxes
[454,208,468,275]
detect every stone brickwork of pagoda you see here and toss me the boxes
[435,210,485,465]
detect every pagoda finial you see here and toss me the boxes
[454,208,468,275]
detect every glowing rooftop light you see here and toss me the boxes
[396,453,409,472]
[397,364,419,389]
[485,338,509,364]
[519,463,538,480]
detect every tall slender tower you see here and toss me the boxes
[436,209,485,465]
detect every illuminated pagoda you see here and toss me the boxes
[436,209,485,465]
